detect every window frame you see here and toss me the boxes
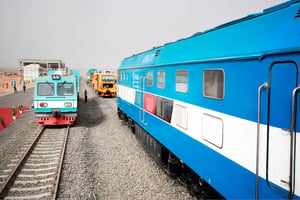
[203,69,225,100]
[157,70,165,89]
[102,75,114,82]
[175,70,188,93]
[57,82,75,96]
[155,97,173,123]
[147,71,153,87]
[37,82,55,96]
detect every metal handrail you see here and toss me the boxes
[256,83,268,200]
[266,60,298,199]
[289,85,300,198]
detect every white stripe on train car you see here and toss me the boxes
[117,84,300,196]
[34,100,77,108]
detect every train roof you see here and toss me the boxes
[119,0,300,69]
[87,69,98,73]
[36,75,76,82]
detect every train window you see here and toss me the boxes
[157,70,165,89]
[155,97,173,123]
[147,71,153,87]
[102,75,114,81]
[175,104,188,130]
[176,70,188,93]
[37,83,54,96]
[132,72,140,88]
[57,82,74,96]
[203,70,224,99]
[125,73,129,82]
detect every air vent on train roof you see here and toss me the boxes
[296,7,300,18]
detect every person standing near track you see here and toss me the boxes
[84,89,87,102]
[14,85,17,93]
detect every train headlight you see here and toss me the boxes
[40,103,48,107]
[64,102,72,107]
[52,74,60,80]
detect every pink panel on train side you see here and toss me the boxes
[143,93,156,114]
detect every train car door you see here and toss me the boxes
[266,60,299,198]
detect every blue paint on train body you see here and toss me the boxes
[117,1,300,199]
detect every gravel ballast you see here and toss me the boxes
[58,79,193,199]
[0,77,193,199]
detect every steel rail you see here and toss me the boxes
[51,125,70,200]
[0,126,46,198]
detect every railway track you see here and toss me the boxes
[0,125,70,200]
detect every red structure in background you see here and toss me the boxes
[0,107,29,132]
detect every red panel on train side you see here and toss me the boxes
[143,93,156,114]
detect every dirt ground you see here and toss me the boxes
[0,74,35,97]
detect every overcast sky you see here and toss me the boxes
[0,0,287,72]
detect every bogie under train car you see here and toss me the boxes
[117,1,300,199]
[34,73,78,125]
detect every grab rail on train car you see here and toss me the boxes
[139,75,147,125]
[256,82,268,200]
[266,60,299,199]
[142,76,147,125]
[290,85,300,198]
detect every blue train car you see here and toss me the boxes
[87,69,97,84]
[117,1,300,199]
[70,69,80,98]
[34,73,77,125]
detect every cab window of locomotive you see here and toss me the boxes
[102,75,114,81]
[157,70,165,89]
[38,83,54,96]
[176,70,188,93]
[203,70,224,99]
[57,82,74,96]
[147,71,153,87]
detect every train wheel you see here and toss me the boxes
[117,108,122,120]
[128,118,135,133]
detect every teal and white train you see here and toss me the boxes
[34,70,79,125]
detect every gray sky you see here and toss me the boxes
[0,0,287,72]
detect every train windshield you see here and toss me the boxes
[103,83,113,88]
[37,83,55,96]
[57,82,74,96]
[102,75,114,81]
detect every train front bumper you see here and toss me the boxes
[35,111,77,125]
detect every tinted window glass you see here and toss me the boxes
[155,97,174,123]
[57,82,74,96]
[204,70,224,99]
[38,83,54,96]
[176,70,188,93]
[102,75,114,81]
[147,71,153,87]
[157,70,165,89]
